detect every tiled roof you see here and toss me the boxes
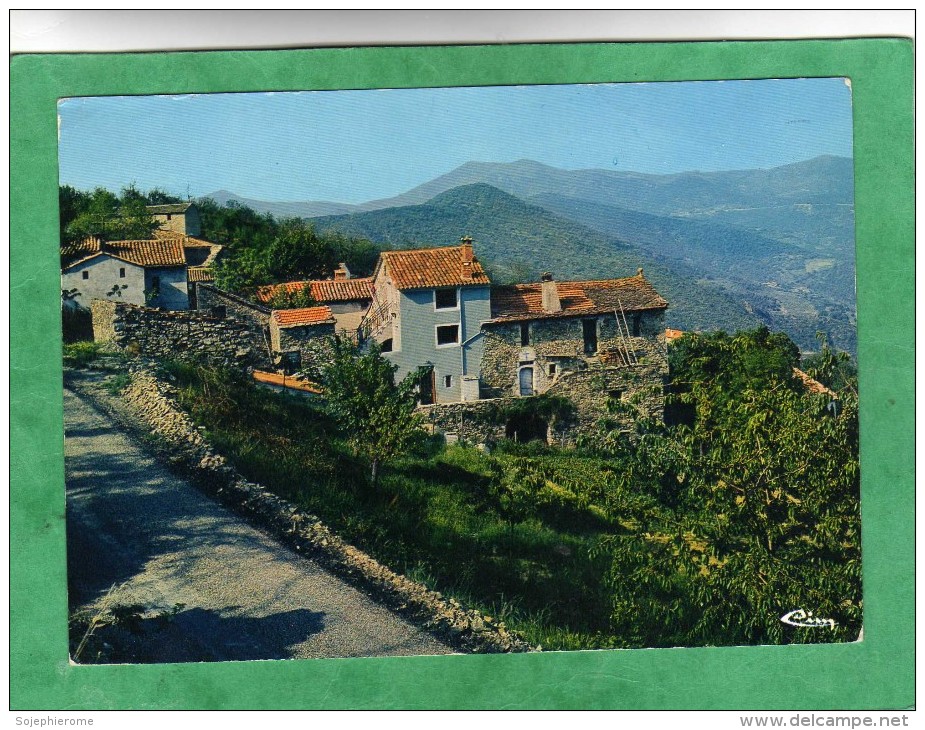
[106,238,187,267]
[187,267,215,283]
[665,328,685,342]
[271,306,335,327]
[490,273,668,322]
[146,203,193,215]
[379,245,490,290]
[61,236,103,267]
[256,278,373,304]
[62,237,187,270]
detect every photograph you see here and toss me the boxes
[11,33,913,712]
[58,79,862,664]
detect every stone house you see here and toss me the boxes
[352,240,670,443]
[359,240,492,403]
[146,202,202,237]
[268,306,337,375]
[481,271,669,400]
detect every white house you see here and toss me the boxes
[61,236,191,310]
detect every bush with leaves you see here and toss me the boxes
[595,328,861,647]
[321,337,424,487]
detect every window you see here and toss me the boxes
[380,338,393,353]
[443,375,452,388]
[632,313,642,337]
[608,389,625,402]
[548,363,558,377]
[582,319,598,354]
[166,213,172,221]
[434,288,458,310]
[436,324,460,346]
[82,271,89,280]
[520,322,530,346]
[119,268,126,278]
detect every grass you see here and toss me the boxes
[63,341,105,368]
[161,361,634,649]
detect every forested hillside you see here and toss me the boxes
[311,184,761,335]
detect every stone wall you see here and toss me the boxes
[271,322,337,380]
[417,399,508,447]
[195,284,271,333]
[546,363,667,437]
[91,299,270,369]
[480,310,666,399]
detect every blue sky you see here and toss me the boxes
[58,78,853,204]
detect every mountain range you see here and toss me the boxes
[202,156,857,354]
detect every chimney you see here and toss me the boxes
[460,236,474,281]
[541,272,561,313]
[334,262,351,280]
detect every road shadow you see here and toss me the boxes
[71,606,327,664]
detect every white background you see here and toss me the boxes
[6,8,919,726]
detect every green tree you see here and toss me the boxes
[212,248,272,297]
[63,186,158,243]
[265,285,316,310]
[267,219,338,281]
[321,337,423,488]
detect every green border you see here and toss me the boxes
[10,40,914,710]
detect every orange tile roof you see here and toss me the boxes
[62,237,187,270]
[665,328,685,342]
[379,245,490,290]
[154,229,213,246]
[106,238,187,267]
[187,266,215,283]
[490,273,668,322]
[271,306,335,327]
[257,278,373,304]
[61,235,103,261]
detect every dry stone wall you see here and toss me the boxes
[546,363,667,437]
[195,284,271,333]
[417,399,508,447]
[91,299,270,369]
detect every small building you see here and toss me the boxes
[146,202,202,237]
[62,234,224,311]
[359,239,491,403]
[61,237,191,310]
[269,306,337,375]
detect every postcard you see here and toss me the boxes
[11,39,914,710]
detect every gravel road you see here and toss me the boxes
[64,386,454,663]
